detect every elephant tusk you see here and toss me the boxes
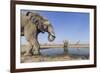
[48,32,56,42]
[50,32,56,38]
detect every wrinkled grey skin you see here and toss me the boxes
[21,12,56,55]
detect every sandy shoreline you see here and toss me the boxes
[21,54,88,63]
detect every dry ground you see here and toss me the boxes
[21,54,87,63]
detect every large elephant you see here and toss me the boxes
[21,11,56,55]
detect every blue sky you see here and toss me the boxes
[21,10,90,44]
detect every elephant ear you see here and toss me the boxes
[26,12,45,32]
[26,12,39,25]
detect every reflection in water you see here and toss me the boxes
[40,48,89,58]
[21,48,89,63]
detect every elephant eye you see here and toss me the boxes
[35,20,39,25]
[31,17,39,25]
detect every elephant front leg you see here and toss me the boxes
[29,39,40,55]
[23,42,32,56]
[32,41,40,55]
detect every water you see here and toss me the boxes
[40,48,89,58]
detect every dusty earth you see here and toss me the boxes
[21,54,88,63]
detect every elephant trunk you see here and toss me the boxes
[47,25,56,42]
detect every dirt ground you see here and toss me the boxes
[21,54,88,63]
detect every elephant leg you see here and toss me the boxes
[29,39,40,55]
[24,35,40,55]
[24,41,32,56]
[24,25,40,55]
[32,40,40,55]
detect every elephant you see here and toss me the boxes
[21,11,56,55]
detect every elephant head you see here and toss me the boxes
[26,12,56,42]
